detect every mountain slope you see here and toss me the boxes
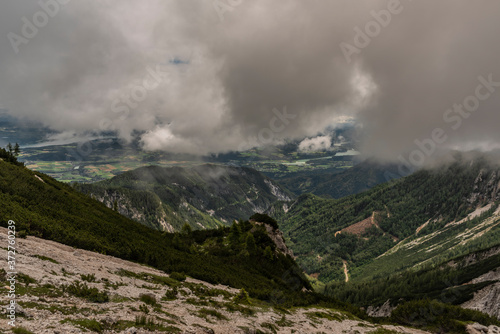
[325,244,500,317]
[79,164,293,231]
[0,160,310,302]
[0,227,433,334]
[274,159,406,198]
[270,154,500,284]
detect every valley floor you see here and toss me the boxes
[0,227,430,334]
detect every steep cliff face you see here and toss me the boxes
[253,221,294,257]
[462,263,500,320]
[468,168,500,204]
[463,283,500,320]
[92,190,176,232]
[366,300,395,318]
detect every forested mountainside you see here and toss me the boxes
[274,159,406,199]
[78,164,293,231]
[270,154,500,285]
[326,244,500,319]
[0,159,312,302]
[264,153,500,331]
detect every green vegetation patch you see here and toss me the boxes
[80,273,97,282]
[305,310,346,322]
[139,293,157,306]
[60,318,104,333]
[33,254,60,264]
[134,315,181,332]
[64,281,109,303]
[197,308,229,322]
[12,328,35,334]
[390,299,500,334]
[116,269,180,287]
[261,322,278,333]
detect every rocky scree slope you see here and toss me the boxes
[0,227,433,334]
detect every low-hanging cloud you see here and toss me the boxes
[298,135,332,153]
[0,1,499,161]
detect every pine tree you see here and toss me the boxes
[230,221,241,245]
[14,143,20,156]
[264,246,274,261]
[245,233,256,254]
[181,223,192,236]
[6,143,12,153]
[172,234,181,250]
[233,288,251,305]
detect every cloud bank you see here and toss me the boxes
[1,0,499,161]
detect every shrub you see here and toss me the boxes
[198,308,228,321]
[135,315,165,331]
[12,328,35,334]
[249,213,279,230]
[62,319,104,333]
[65,281,109,303]
[224,302,255,316]
[18,273,36,287]
[135,314,148,325]
[169,272,186,282]
[34,255,59,264]
[139,293,157,306]
[80,273,97,282]
[164,288,178,300]
[139,304,149,314]
[233,288,251,305]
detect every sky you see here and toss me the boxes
[1,1,500,165]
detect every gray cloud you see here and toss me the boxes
[1,1,499,160]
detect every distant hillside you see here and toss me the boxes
[270,153,500,286]
[79,164,293,231]
[273,159,406,199]
[0,159,311,302]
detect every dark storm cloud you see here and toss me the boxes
[354,1,500,164]
[0,1,499,159]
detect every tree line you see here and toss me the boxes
[0,142,22,166]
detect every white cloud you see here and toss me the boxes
[298,135,333,152]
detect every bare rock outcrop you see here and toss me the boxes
[462,282,500,320]
[366,300,396,318]
[466,323,500,334]
[252,222,294,257]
